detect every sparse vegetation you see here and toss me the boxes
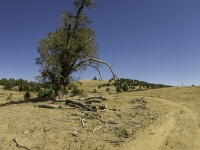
[70,86,83,96]
[24,91,31,100]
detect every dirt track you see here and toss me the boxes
[124,97,200,150]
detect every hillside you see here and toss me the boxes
[0,80,200,149]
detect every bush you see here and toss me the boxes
[92,89,97,93]
[38,89,54,98]
[67,83,77,90]
[106,87,110,92]
[98,85,101,89]
[71,87,83,96]
[64,88,68,95]
[93,76,97,80]
[4,81,12,90]
[116,86,121,93]
[122,84,128,92]
[24,91,31,100]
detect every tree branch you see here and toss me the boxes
[88,64,102,80]
[75,57,118,80]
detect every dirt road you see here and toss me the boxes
[123,97,200,150]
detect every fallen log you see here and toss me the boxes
[66,99,92,111]
[78,96,107,101]
[34,103,61,109]
[84,99,101,104]
[90,103,106,110]
[13,137,31,150]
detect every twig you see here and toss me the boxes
[93,126,102,134]
[13,137,31,150]
[82,119,85,128]
[100,119,106,123]
[105,138,133,144]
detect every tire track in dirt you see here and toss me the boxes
[123,97,200,150]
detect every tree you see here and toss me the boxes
[35,0,117,99]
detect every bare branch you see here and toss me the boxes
[13,137,31,150]
[75,57,118,80]
[88,64,102,80]
[93,126,102,134]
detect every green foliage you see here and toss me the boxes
[4,81,12,90]
[122,84,128,92]
[106,87,110,92]
[71,86,83,96]
[64,88,69,95]
[38,89,54,98]
[93,76,97,80]
[98,85,101,89]
[24,91,31,100]
[35,0,99,92]
[67,83,77,90]
[113,78,173,91]
[116,86,122,93]
[92,89,97,93]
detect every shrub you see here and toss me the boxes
[92,89,97,93]
[116,86,121,93]
[38,89,54,98]
[106,87,110,92]
[4,81,12,90]
[67,83,77,90]
[24,91,31,100]
[98,85,101,89]
[71,87,83,96]
[64,88,68,95]
[122,84,128,92]
[93,76,97,80]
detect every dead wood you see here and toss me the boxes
[0,98,52,107]
[109,92,117,94]
[89,103,106,110]
[105,137,133,144]
[78,95,106,101]
[13,137,31,150]
[93,126,102,134]
[53,99,66,102]
[84,99,101,104]
[66,99,93,111]
[81,119,85,128]
[34,103,61,109]
[100,119,106,123]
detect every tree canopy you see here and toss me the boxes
[35,0,117,99]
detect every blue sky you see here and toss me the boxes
[1,0,200,86]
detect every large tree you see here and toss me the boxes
[35,0,117,99]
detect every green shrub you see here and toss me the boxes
[92,89,97,93]
[38,89,54,98]
[4,81,12,90]
[67,83,77,90]
[122,84,128,92]
[106,87,110,92]
[116,86,121,93]
[93,76,97,80]
[64,88,68,95]
[71,87,83,96]
[24,91,31,100]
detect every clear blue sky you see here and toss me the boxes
[1,0,200,86]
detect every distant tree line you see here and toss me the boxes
[0,78,43,91]
[111,78,172,92]
[0,78,83,99]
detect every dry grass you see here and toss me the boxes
[1,81,200,149]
